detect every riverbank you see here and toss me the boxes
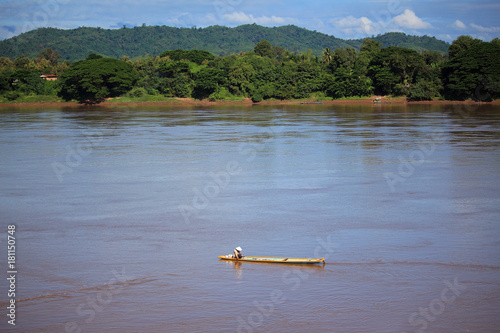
[1,96,499,108]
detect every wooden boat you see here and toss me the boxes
[218,255,325,264]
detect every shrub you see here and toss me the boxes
[127,87,148,98]
[407,80,439,101]
[251,92,263,103]
[209,87,233,101]
[3,91,21,101]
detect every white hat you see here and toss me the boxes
[235,246,242,251]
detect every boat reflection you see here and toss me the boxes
[222,259,326,279]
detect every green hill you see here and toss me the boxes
[0,24,450,62]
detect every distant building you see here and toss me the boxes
[40,74,58,81]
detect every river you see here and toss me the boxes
[1,103,499,332]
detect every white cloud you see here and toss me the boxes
[452,20,467,29]
[0,27,16,41]
[162,12,196,27]
[438,34,453,42]
[470,23,500,33]
[332,16,377,35]
[392,9,431,29]
[204,13,217,24]
[222,11,296,26]
[330,9,433,38]
[313,18,325,31]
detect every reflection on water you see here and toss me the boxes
[223,260,327,280]
[1,103,499,332]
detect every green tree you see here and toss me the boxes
[0,68,14,93]
[407,80,440,101]
[243,53,278,100]
[423,50,444,67]
[324,68,372,98]
[227,59,255,96]
[295,60,325,98]
[272,46,286,60]
[10,68,45,94]
[36,48,61,66]
[359,38,382,56]
[59,57,138,104]
[331,47,357,71]
[447,35,482,59]
[192,67,227,99]
[442,39,500,101]
[156,60,195,97]
[158,61,191,78]
[86,53,103,60]
[354,39,382,79]
[14,57,30,69]
[132,56,164,94]
[254,40,273,58]
[158,74,193,97]
[160,49,215,65]
[0,57,14,71]
[322,47,333,64]
[369,47,425,95]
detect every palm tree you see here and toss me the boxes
[322,47,333,64]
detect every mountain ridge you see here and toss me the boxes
[0,24,450,62]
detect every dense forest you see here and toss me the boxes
[0,24,450,61]
[0,36,499,104]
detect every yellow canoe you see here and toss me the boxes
[218,255,325,264]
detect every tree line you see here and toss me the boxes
[0,36,499,104]
[0,25,450,61]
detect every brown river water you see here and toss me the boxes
[1,103,499,332]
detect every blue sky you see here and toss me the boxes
[0,0,499,42]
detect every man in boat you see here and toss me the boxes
[233,246,243,260]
